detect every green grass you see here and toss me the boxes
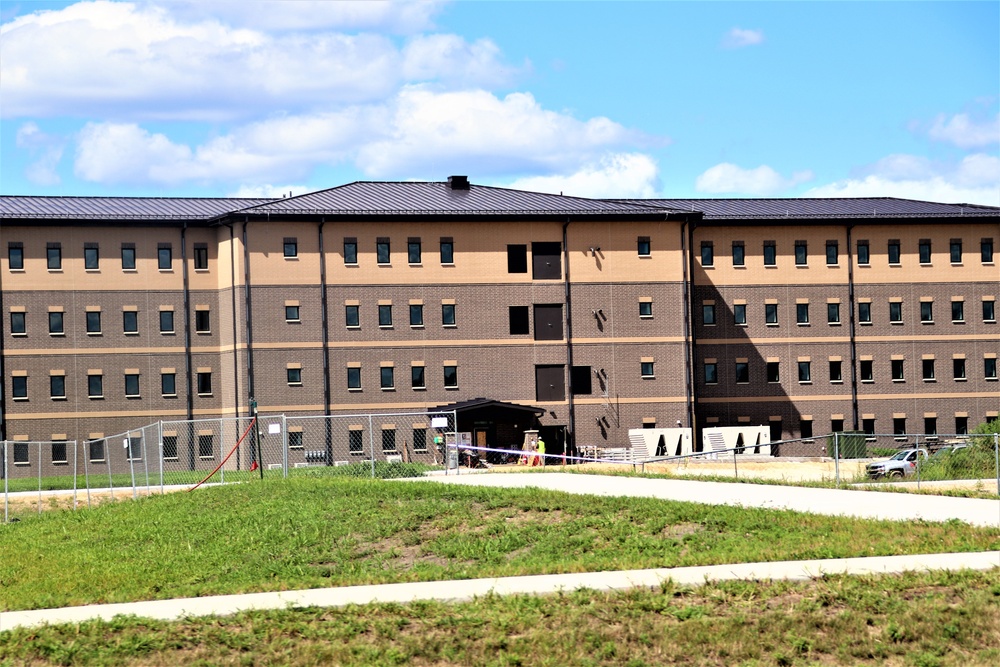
[2,477,998,612]
[2,570,999,666]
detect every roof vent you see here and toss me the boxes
[447,175,470,190]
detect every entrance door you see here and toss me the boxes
[474,428,488,450]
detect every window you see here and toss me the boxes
[194,244,208,270]
[571,366,592,394]
[198,435,214,459]
[347,367,361,390]
[531,242,562,279]
[410,304,424,327]
[794,241,807,266]
[86,311,102,334]
[920,301,933,323]
[732,242,745,266]
[987,357,998,380]
[381,428,396,453]
[413,428,427,452]
[863,419,876,439]
[637,236,651,257]
[891,359,905,381]
[88,374,103,398]
[283,238,298,258]
[47,243,62,270]
[159,310,174,334]
[288,431,303,449]
[345,305,360,328]
[125,373,140,397]
[922,359,935,381]
[121,244,136,270]
[89,439,106,463]
[735,362,749,384]
[349,430,364,454]
[10,311,26,335]
[411,366,426,390]
[702,304,716,325]
[829,360,842,382]
[733,304,747,325]
[889,301,902,323]
[440,238,454,264]
[639,301,653,318]
[407,239,421,264]
[196,371,212,395]
[950,239,962,263]
[984,300,996,322]
[285,305,300,322]
[84,244,99,270]
[380,366,395,390]
[376,238,390,264]
[378,304,392,327]
[509,306,529,334]
[49,311,64,335]
[800,419,813,440]
[704,362,718,384]
[161,372,176,396]
[443,364,458,388]
[765,303,778,325]
[195,309,210,333]
[796,303,809,325]
[797,361,811,383]
[831,418,844,433]
[344,238,357,264]
[918,239,931,264]
[763,241,776,266]
[982,238,995,263]
[640,361,655,378]
[8,243,24,270]
[952,301,964,323]
[123,310,138,334]
[825,241,838,265]
[860,360,873,382]
[766,362,780,383]
[442,303,456,326]
[12,376,27,399]
[287,368,302,385]
[953,358,966,380]
[507,244,528,273]
[888,240,901,264]
[893,418,906,437]
[700,242,714,266]
[158,244,172,269]
[859,301,872,324]
[956,416,968,436]
[534,364,564,401]
[14,442,29,464]
[924,417,937,437]
[827,302,841,325]
[52,441,68,464]
[857,240,870,265]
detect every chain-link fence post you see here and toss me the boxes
[3,442,8,523]
[282,414,288,478]
[82,439,92,509]
[158,421,164,494]
[368,414,375,478]
[915,435,922,491]
[72,440,78,511]
[994,432,999,497]
[834,432,841,488]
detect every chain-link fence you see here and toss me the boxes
[2,409,458,521]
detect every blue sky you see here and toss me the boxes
[1,1,997,203]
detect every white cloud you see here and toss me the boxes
[695,163,813,195]
[227,184,307,199]
[505,153,661,199]
[927,112,1000,149]
[0,1,508,120]
[804,153,1000,206]
[722,27,764,49]
[15,122,64,186]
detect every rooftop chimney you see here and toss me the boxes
[447,175,470,190]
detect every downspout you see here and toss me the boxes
[181,222,195,469]
[681,216,696,434]
[242,217,256,407]
[562,219,576,457]
[0,243,7,443]
[318,219,334,464]
[846,224,860,431]
[224,223,241,420]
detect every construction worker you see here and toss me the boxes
[532,437,546,467]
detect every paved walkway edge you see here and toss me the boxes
[3,551,998,633]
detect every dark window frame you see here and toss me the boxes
[121,244,136,270]
[507,244,528,273]
[794,241,808,266]
[443,364,458,388]
[700,241,714,267]
[347,367,362,390]
[442,303,456,326]
[161,372,177,396]
[195,309,211,334]
[343,238,358,264]
[918,239,932,264]
[376,238,391,265]
[407,239,422,264]
[440,238,454,264]
[378,304,393,327]
[380,366,395,390]
[345,305,360,328]
[8,243,24,270]
[735,361,749,384]
[411,366,426,389]
[86,310,102,334]
[763,241,777,266]
[159,310,174,334]
[193,244,209,270]
[888,240,901,264]
[125,373,140,397]
[12,376,28,399]
[84,244,100,270]
[157,245,172,270]
[48,311,64,335]
[88,374,103,398]
[637,236,651,257]
[47,243,62,270]
[856,240,870,265]
[825,241,838,265]
[287,368,302,385]
[733,303,747,325]
[797,361,812,383]
[410,304,424,327]
[509,305,529,335]
[732,242,745,266]
[827,302,841,324]
[196,371,213,395]
[10,311,26,335]
[283,238,298,258]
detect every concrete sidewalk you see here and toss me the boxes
[3,551,998,633]
[422,472,1000,527]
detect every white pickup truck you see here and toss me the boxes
[865,449,929,479]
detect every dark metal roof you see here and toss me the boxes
[428,398,546,415]
[0,195,274,221]
[620,197,1000,220]
[242,181,673,217]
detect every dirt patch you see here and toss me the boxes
[3,487,177,516]
[662,522,702,539]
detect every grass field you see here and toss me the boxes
[2,477,999,613]
[2,570,998,666]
